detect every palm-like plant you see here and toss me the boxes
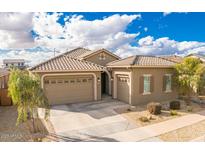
[8,69,49,133]
[174,57,205,105]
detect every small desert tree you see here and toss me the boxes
[174,57,205,104]
[8,69,49,132]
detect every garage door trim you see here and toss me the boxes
[113,71,132,104]
[41,73,97,101]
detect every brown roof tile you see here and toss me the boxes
[63,47,94,59]
[107,55,176,67]
[160,55,183,63]
[30,54,105,72]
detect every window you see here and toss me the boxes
[64,80,69,83]
[77,79,81,83]
[82,79,87,83]
[70,79,75,83]
[57,80,63,84]
[165,74,172,92]
[51,80,56,84]
[143,75,151,94]
[44,80,49,84]
[88,78,92,82]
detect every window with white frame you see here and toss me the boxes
[143,75,151,93]
[165,74,172,92]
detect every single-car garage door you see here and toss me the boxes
[117,75,129,103]
[44,75,94,105]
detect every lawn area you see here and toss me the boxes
[115,99,205,127]
[0,106,52,141]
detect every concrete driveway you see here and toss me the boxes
[48,98,139,141]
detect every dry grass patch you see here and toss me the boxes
[159,120,205,141]
[115,100,204,127]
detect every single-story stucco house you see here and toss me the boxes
[29,47,179,106]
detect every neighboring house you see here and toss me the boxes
[30,48,120,105]
[2,59,26,69]
[0,58,27,106]
[186,53,205,62]
[160,55,183,63]
[107,55,178,105]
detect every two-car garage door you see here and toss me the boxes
[44,75,94,105]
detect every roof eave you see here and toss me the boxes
[30,69,105,73]
[107,65,174,68]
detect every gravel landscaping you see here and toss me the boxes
[115,99,205,127]
[0,106,52,141]
[159,120,205,141]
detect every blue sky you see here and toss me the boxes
[1,12,205,65]
[51,12,205,42]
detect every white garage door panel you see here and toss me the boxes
[117,75,129,103]
[44,75,94,105]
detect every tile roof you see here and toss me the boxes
[82,48,121,60]
[160,55,183,63]
[63,47,94,59]
[107,55,176,67]
[30,54,105,72]
[63,47,120,60]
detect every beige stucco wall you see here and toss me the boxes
[110,67,178,105]
[84,51,118,66]
[131,68,177,105]
[34,71,102,101]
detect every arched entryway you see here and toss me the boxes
[101,70,111,96]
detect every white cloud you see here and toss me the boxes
[163,12,172,16]
[34,13,141,51]
[115,36,205,58]
[1,12,205,67]
[0,13,35,49]
[1,13,141,66]
[163,12,188,17]
[144,27,148,32]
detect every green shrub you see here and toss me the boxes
[139,116,149,122]
[170,110,178,116]
[147,102,162,115]
[169,100,181,110]
[187,106,193,112]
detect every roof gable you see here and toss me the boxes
[186,54,205,62]
[82,49,121,60]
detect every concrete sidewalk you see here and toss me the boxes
[104,110,205,141]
